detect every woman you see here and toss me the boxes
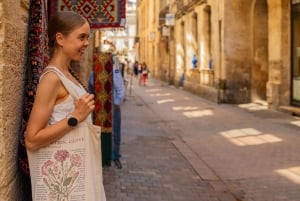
[141,62,148,86]
[25,11,106,201]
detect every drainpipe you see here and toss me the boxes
[168,0,172,85]
[217,0,223,104]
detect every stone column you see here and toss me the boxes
[199,5,211,70]
[267,0,282,109]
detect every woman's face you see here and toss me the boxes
[59,21,90,61]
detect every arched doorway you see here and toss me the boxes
[251,0,268,101]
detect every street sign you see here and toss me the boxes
[166,13,175,26]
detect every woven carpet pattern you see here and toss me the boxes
[93,52,113,132]
[50,0,126,28]
[18,0,49,177]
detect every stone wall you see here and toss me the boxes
[173,1,217,91]
[278,0,290,107]
[140,0,292,109]
[222,0,289,106]
[0,0,29,200]
[222,1,252,103]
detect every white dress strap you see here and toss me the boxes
[41,66,81,99]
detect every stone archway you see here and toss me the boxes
[251,0,268,101]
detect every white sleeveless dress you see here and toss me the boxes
[42,67,91,125]
[27,66,106,201]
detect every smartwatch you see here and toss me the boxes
[67,115,78,127]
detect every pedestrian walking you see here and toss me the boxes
[138,62,143,85]
[112,55,126,169]
[24,11,106,201]
[141,62,148,86]
[192,54,198,68]
[127,59,133,76]
[133,60,139,78]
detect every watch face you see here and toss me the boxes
[68,117,78,127]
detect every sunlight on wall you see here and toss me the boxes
[157,99,175,104]
[150,93,172,97]
[176,43,184,53]
[186,32,194,69]
[186,32,193,42]
[187,47,194,69]
[220,128,282,146]
[200,41,205,69]
[176,54,184,70]
[276,167,300,184]
[238,103,268,111]
[176,43,184,70]
[183,109,213,118]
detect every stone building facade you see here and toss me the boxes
[136,0,158,76]
[219,0,290,109]
[0,0,29,200]
[137,0,295,111]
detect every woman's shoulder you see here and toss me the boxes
[40,66,64,81]
[40,69,60,81]
[36,69,67,100]
[39,69,62,89]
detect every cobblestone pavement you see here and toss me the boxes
[103,76,300,201]
[102,91,228,201]
[103,136,220,201]
[102,77,235,201]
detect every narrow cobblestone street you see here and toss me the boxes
[103,80,221,201]
[103,76,300,201]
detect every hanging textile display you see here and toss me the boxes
[93,52,113,166]
[49,0,126,29]
[17,0,49,200]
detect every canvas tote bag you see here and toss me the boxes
[27,67,105,201]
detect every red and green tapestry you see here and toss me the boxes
[93,52,113,132]
[49,0,126,29]
[93,52,113,166]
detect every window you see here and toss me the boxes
[292,3,300,105]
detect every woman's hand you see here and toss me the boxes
[72,93,95,122]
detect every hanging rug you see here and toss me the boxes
[50,0,126,29]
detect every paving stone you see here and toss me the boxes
[104,78,300,201]
[103,136,217,201]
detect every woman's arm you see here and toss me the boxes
[25,72,94,151]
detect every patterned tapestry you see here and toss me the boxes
[93,52,113,131]
[18,0,49,200]
[93,52,113,166]
[49,0,126,29]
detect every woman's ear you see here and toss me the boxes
[55,32,64,46]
